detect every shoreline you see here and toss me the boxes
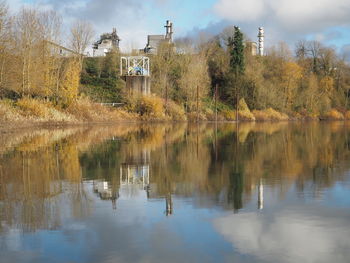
[1,119,349,133]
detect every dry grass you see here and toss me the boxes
[0,97,136,125]
[253,108,289,121]
[16,98,76,122]
[0,100,25,122]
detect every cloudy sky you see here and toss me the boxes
[8,0,350,56]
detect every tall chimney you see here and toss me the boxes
[258,27,264,56]
[165,20,171,37]
[169,22,173,42]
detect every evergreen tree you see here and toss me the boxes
[228,26,245,75]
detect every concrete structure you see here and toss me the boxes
[144,20,174,54]
[258,27,264,56]
[246,41,257,56]
[120,56,151,95]
[93,28,121,57]
[44,40,80,57]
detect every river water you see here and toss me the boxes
[0,122,350,263]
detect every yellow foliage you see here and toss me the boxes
[60,59,80,105]
[238,98,250,111]
[320,76,334,95]
[283,62,303,80]
[282,62,303,110]
[237,98,255,121]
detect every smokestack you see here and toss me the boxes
[169,22,173,42]
[165,20,170,36]
[258,27,264,56]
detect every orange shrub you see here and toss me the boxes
[321,109,345,120]
[345,111,350,120]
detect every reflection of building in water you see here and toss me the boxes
[119,149,151,200]
[93,181,119,209]
[258,179,264,210]
[120,149,150,190]
[120,164,150,188]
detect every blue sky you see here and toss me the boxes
[8,0,350,57]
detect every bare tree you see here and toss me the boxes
[37,10,63,97]
[295,40,307,60]
[13,8,41,95]
[0,1,9,91]
[307,41,322,73]
[69,20,94,64]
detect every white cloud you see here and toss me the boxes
[29,0,165,52]
[214,0,350,33]
[214,206,350,263]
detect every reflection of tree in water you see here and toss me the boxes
[0,122,350,232]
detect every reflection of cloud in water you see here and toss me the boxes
[214,206,350,263]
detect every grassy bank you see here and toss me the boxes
[1,96,350,129]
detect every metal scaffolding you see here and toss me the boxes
[120,56,150,77]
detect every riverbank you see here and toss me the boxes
[1,96,350,130]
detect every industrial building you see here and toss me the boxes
[93,28,121,57]
[143,20,174,54]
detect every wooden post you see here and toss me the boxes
[215,84,218,123]
[197,85,199,122]
[165,83,168,113]
[236,92,239,123]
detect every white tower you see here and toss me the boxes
[258,179,264,210]
[258,27,264,56]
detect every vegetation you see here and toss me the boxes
[0,1,349,125]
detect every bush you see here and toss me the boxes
[238,110,256,121]
[166,101,187,121]
[237,98,255,121]
[253,108,289,121]
[321,109,345,120]
[345,111,350,120]
[221,109,236,121]
[137,96,165,120]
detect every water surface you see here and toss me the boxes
[0,122,350,263]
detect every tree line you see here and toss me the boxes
[1,0,350,120]
[147,26,350,119]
